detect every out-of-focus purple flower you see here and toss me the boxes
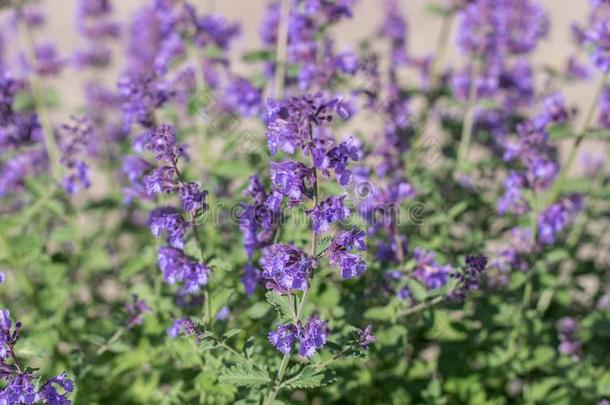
[195,14,240,50]
[298,316,328,357]
[118,75,171,129]
[497,171,529,215]
[310,195,350,233]
[222,76,262,117]
[241,263,260,296]
[149,207,189,248]
[266,94,346,155]
[378,0,408,64]
[157,246,210,294]
[167,317,198,338]
[122,156,154,203]
[27,42,66,76]
[144,124,185,163]
[457,0,549,57]
[581,151,606,177]
[0,149,47,198]
[59,116,92,194]
[412,248,452,290]
[599,85,610,128]
[125,294,151,328]
[587,20,610,72]
[538,195,585,245]
[216,306,230,321]
[73,45,112,69]
[448,255,488,302]
[260,244,311,293]
[180,182,207,214]
[269,160,313,205]
[314,138,361,185]
[268,323,298,355]
[556,317,581,360]
[565,56,591,80]
[327,228,367,279]
[356,324,376,349]
[38,372,74,405]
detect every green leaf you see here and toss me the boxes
[405,279,428,302]
[282,366,336,390]
[219,365,271,387]
[222,329,241,340]
[363,305,393,321]
[265,291,295,322]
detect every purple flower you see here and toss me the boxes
[269,160,313,205]
[327,228,368,279]
[0,149,47,198]
[310,195,350,233]
[149,207,189,248]
[195,14,240,50]
[223,77,262,117]
[241,263,260,296]
[28,42,66,76]
[538,195,585,245]
[556,317,581,360]
[298,317,328,357]
[180,182,207,214]
[157,246,210,294]
[145,166,179,195]
[457,0,549,57]
[216,306,230,321]
[266,94,346,155]
[412,248,452,290]
[167,317,198,338]
[599,86,610,128]
[118,75,171,129]
[314,138,361,185]
[356,325,376,349]
[144,124,185,164]
[59,116,93,194]
[448,255,488,302]
[260,244,311,293]
[268,323,298,355]
[122,156,154,202]
[38,372,74,405]
[125,294,151,328]
[587,20,610,72]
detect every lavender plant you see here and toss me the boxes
[0,0,609,403]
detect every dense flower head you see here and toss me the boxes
[298,316,329,357]
[266,94,347,155]
[448,255,488,301]
[167,317,198,338]
[269,160,314,205]
[457,0,549,57]
[149,207,189,248]
[59,116,93,194]
[260,244,311,293]
[313,138,361,185]
[222,76,263,117]
[157,246,210,294]
[327,228,367,279]
[195,14,241,50]
[118,74,171,129]
[268,323,298,355]
[587,19,610,72]
[412,248,452,290]
[537,195,585,245]
[180,181,207,214]
[310,195,350,233]
[27,42,66,76]
[144,124,185,164]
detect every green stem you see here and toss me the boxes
[274,0,291,99]
[456,60,481,173]
[429,12,455,89]
[17,10,61,181]
[206,335,267,373]
[398,295,444,318]
[550,71,609,202]
[264,134,320,404]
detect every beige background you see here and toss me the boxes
[13,1,601,171]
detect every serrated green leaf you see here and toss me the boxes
[265,291,296,322]
[219,365,271,387]
[222,329,241,340]
[282,366,336,390]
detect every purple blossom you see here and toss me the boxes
[37,372,74,405]
[180,182,207,214]
[538,195,585,245]
[241,263,260,296]
[599,85,610,128]
[457,0,549,57]
[167,317,198,338]
[314,138,361,185]
[157,246,210,294]
[149,207,189,248]
[269,160,313,205]
[497,171,529,215]
[298,317,328,357]
[266,94,346,155]
[556,317,581,360]
[223,77,262,117]
[59,116,92,194]
[144,124,185,164]
[28,42,66,76]
[327,228,368,279]
[125,294,151,328]
[122,156,154,203]
[447,255,488,302]
[0,149,47,198]
[310,195,350,233]
[195,14,240,50]
[216,306,230,321]
[118,75,171,129]
[268,323,298,355]
[587,19,610,72]
[356,325,376,349]
[260,244,311,293]
[412,248,452,290]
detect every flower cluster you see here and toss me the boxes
[1,310,74,404]
[268,317,328,357]
[59,116,92,194]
